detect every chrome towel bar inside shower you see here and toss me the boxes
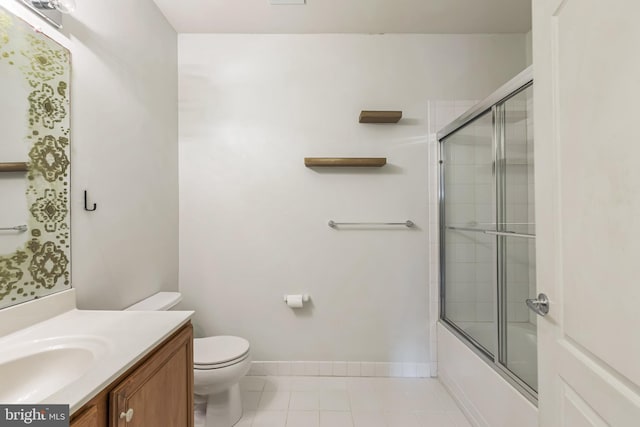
[445,225,535,239]
[329,220,415,228]
[0,225,27,232]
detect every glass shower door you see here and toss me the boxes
[439,72,537,402]
[441,110,497,356]
[499,86,537,391]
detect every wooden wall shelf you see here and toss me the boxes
[304,157,387,167]
[359,111,402,123]
[0,162,28,172]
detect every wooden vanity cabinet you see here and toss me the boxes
[110,323,193,427]
[70,405,98,427]
[69,323,193,427]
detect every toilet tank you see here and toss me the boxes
[125,292,182,311]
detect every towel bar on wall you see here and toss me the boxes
[328,220,415,228]
[0,225,27,232]
[0,162,28,172]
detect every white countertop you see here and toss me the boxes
[0,290,193,414]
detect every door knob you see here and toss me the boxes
[120,408,134,423]
[526,293,549,317]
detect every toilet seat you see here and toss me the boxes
[194,336,250,370]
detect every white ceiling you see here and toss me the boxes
[152,0,532,34]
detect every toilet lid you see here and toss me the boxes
[194,336,250,367]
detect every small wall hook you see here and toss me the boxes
[84,190,97,211]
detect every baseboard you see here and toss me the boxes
[249,361,432,378]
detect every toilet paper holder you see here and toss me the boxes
[283,294,310,304]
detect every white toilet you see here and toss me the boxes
[126,292,251,427]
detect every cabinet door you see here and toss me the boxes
[70,406,98,427]
[110,325,193,427]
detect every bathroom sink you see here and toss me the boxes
[0,336,109,403]
[0,292,193,413]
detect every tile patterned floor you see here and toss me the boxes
[195,376,472,427]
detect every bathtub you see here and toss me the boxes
[459,321,538,390]
[437,322,538,427]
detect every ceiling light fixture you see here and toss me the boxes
[24,0,76,14]
[270,0,306,5]
[17,0,76,28]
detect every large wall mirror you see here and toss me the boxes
[0,5,70,309]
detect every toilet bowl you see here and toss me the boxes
[126,292,251,427]
[194,336,251,426]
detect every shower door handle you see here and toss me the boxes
[526,293,549,317]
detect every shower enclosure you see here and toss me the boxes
[438,67,536,401]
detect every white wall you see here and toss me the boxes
[179,34,526,363]
[68,0,179,309]
[0,0,179,310]
[525,30,533,67]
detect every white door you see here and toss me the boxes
[533,0,640,425]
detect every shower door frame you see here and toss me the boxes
[438,66,536,404]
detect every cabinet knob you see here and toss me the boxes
[120,408,134,422]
